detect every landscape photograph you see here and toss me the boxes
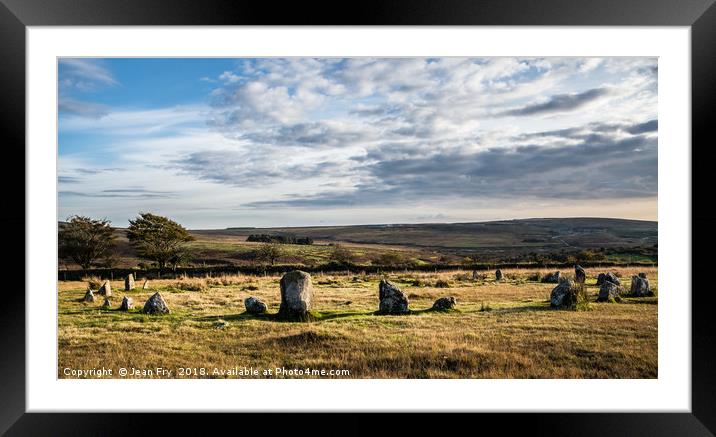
[57,57,658,379]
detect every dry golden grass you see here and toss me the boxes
[58,267,657,379]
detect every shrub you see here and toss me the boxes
[330,244,356,265]
[453,273,472,281]
[571,283,592,311]
[206,276,243,287]
[410,278,426,287]
[527,271,543,282]
[373,252,412,267]
[172,278,207,292]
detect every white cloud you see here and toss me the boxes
[58,57,658,227]
[59,58,118,90]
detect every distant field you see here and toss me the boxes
[58,266,657,379]
[196,217,658,250]
[60,218,657,270]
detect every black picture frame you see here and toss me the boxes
[2,0,714,434]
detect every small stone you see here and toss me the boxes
[98,280,112,296]
[125,273,135,291]
[596,273,607,286]
[574,265,586,283]
[472,270,479,280]
[542,271,561,283]
[495,269,503,281]
[142,292,170,314]
[83,288,95,303]
[102,297,111,307]
[630,275,653,296]
[120,296,134,311]
[432,296,457,310]
[604,272,621,286]
[598,281,622,302]
[244,296,268,314]
[378,279,410,314]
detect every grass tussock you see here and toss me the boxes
[82,276,104,289]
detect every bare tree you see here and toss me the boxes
[255,243,282,265]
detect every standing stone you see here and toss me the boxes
[120,296,134,311]
[378,279,410,314]
[574,265,586,283]
[542,271,561,283]
[432,296,457,310]
[638,272,648,279]
[472,270,479,280]
[598,281,622,302]
[98,280,112,297]
[495,269,503,281]
[102,297,112,308]
[244,296,268,314]
[604,272,621,286]
[142,292,170,314]
[83,288,95,303]
[550,279,577,308]
[278,270,314,321]
[596,273,607,286]
[125,273,135,291]
[630,275,653,296]
[142,279,149,290]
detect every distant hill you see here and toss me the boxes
[194,217,657,252]
[59,217,657,270]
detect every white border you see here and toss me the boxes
[27,26,690,412]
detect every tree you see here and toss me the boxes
[168,249,192,271]
[126,213,194,270]
[330,244,355,265]
[255,242,282,265]
[58,216,116,269]
[373,251,410,267]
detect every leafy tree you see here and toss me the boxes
[100,253,120,269]
[126,213,194,270]
[58,216,116,269]
[255,242,282,265]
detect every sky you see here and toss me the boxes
[58,57,658,229]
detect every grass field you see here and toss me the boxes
[58,266,657,379]
[60,218,657,270]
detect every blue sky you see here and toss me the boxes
[58,57,658,229]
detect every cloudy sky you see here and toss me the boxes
[58,57,657,229]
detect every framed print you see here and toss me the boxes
[3,0,715,434]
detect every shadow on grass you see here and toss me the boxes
[488,304,554,315]
[620,297,659,305]
[194,306,463,323]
